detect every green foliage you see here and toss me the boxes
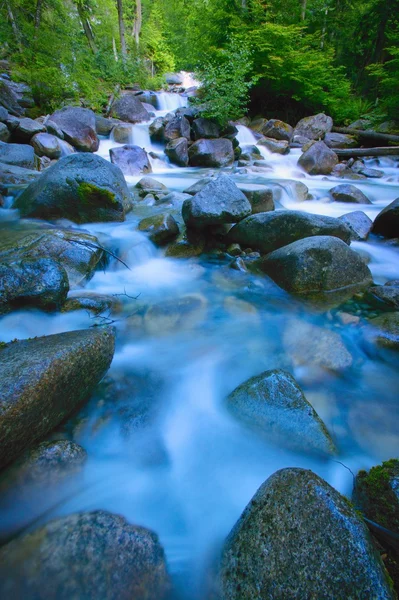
[367,31,399,120]
[194,45,255,126]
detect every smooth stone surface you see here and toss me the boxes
[14,117,46,141]
[144,294,207,335]
[238,183,278,214]
[30,132,62,159]
[192,117,220,140]
[61,292,122,315]
[14,153,130,223]
[165,137,189,166]
[262,119,293,141]
[227,369,335,455]
[110,144,152,176]
[111,93,151,123]
[0,140,36,169]
[136,176,168,193]
[138,213,179,246]
[111,123,132,144]
[188,138,234,168]
[324,132,358,148]
[329,184,371,204]
[164,115,190,141]
[228,210,351,254]
[215,468,394,600]
[182,173,251,231]
[339,211,373,241]
[0,162,39,194]
[0,510,170,600]
[294,113,333,140]
[373,198,399,238]
[298,141,338,175]
[50,106,99,152]
[0,328,115,469]
[258,136,289,154]
[95,115,117,136]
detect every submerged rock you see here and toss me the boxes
[138,213,179,246]
[144,294,207,335]
[0,510,170,600]
[329,183,371,204]
[188,138,234,168]
[62,292,122,315]
[226,369,335,455]
[227,210,350,254]
[215,468,394,599]
[50,106,99,152]
[14,153,130,223]
[182,173,251,231]
[339,211,373,241]
[298,141,338,175]
[373,198,399,238]
[0,327,115,469]
[110,144,152,176]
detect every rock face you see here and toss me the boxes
[182,174,251,230]
[298,141,338,175]
[373,198,399,238]
[50,106,99,152]
[111,93,150,123]
[0,328,115,469]
[30,132,62,159]
[228,210,351,254]
[339,211,373,241]
[262,119,293,141]
[330,184,371,204]
[138,213,179,246]
[165,137,189,166]
[0,510,170,600]
[216,468,394,600]
[260,235,372,300]
[227,369,335,455]
[14,153,130,223]
[109,144,152,176]
[0,140,36,169]
[188,138,234,168]
[192,118,220,140]
[294,113,333,140]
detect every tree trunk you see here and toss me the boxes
[34,0,43,31]
[5,0,23,53]
[334,147,399,158]
[113,37,118,61]
[76,3,98,55]
[300,0,307,21]
[332,127,399,145]
[116,0,127,62]
[133,0,142,48]
[320,6,328,49]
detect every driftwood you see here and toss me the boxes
[332,126,399,146]
[334,147,399,158]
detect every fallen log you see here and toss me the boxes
[332,126,399,145]
[334,147,399,158]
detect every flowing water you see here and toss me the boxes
[1,92,399,598]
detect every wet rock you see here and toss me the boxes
[30,132,62,159]
[258,136,289,154]
[0,162,39,195]
[0,79,24,116]
[164,233,205,258]
[14,117,46,141]
[368,282,399,310]
[228,210,351,254]
[111,92,150,123]
[365,312,399,350]
[45,119,64,139]
[283,318,353,370]
[164,115,190,141]
[183,178,212,195]
[227,369,335,455]
[355,459,399,533]
[294,113,333,140]
[0,510,170,600]
[50,106,99,152]
[111,123,132,144]
[261,119,293,142]
[0,258,69,315]
[298,141,338,175]
[188,138,234,168]
[324,132,357,148]
[373,198,399,238]
[109,144,152,176]
[15,153,130,223]
[260,235,372,303]
[215,468,394,600]
[95,115,117,136]
[353,161,384,178]
[0,327,115,469]
[165,137,189,166]
[339,211,373,241]
[182,173,251,231]
[149,117,165,142]
[136,177,168,194]
[192,117,220,140]
[238,183,278,213]
[0,140,36,169]
[329,183,371,204]
[62,292,122,315]
[0,122,9,142]
[138,213,179,246]
[144,294,207,334]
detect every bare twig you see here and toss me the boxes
[64,238,131,271]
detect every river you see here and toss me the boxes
[1,91,398,599]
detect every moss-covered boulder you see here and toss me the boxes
[262,119,293,141]
[226,369,335,455]
[0,327,115,469]
[294,113,333,140]
[365,312,399,350]
[355,460,399,533]
[0,510,170,599]
[14,153,130,223]
[215,468,394,599]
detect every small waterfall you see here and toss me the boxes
[155,92,187,113]
[131,122,151,148]
[236,125,259,147]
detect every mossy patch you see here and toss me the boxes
[356,459,399,531]
[77,183,117,207]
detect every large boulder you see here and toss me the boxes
[164,115,190,141]
[111,122,132,144]
[215,468,394,599]
[294,113,333,140]
[0,510,170,600]
[165,137,189,166]
[373,198,399,238]
[0,140,36,169]
[109,144,152,176]
[192,117,220,140]
[95,114,117,136]
[14,153,130,223]
[227,210,351,254]
[149,117,165,142]
[0,327,115,469]
[298,141,338,175]
[339,211,373,241]
[261,119,293,142]
[14,117,46,142]
[329,184,371,204]
[182,173,251,231]
[259,235,373,301]
[238,183,278,214]
[111,93,150,124]
[188,138,234,168]
[226,369,335,455]
[50,106,99,152]
[258,137,289,154]
[0,79,24,116]
[0,162,39,195]
[324,132,357,148]
[30,132,62,159]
